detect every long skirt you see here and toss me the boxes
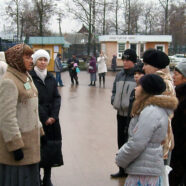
[0,163,40,186]
[124,175,161,186]
[90,73,97,82]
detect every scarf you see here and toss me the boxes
[34,66,47,83]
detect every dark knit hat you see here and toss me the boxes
[122,49,137,63]
[143,49,170,69]
[139,74,166,95]
[134,62,145,74]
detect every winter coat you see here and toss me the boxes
[156,70,175,159]
[0,67,44,166]
[54,56,63,72]
[111,68,136,116]
[116,95,178,176]
[67,58,79,75]
[170,83,186,182]
[111,56,117,68]
[89,57,97,73]
[97,56,107,74]
[29,70,62,141]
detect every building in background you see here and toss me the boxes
[99,35,172,67]
[29,36,70,71]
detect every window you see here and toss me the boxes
[155,44,165,52]
[130,44,137,52]
[118,43,125,58]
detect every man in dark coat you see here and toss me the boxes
[111,49,137,178]
[170,61,186,186]
[67,55,79,85]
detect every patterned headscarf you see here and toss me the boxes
[5,44,33,73]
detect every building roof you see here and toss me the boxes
[99,35,172,43]
[29,36,65,45]
[64,33,88,44]
[77,24,89,34]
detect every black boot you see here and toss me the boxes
[43,167,53,186]
[92,81,96,86]
[88,81,92,86]
[110,167,127,178]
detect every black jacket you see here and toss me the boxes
[30,70,62,141]
[170,83,186,185]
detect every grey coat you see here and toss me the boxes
[111,68,136,116]
[54,56,63,72]
[115,95,178,176]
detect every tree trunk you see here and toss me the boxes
[115,0,118,35]
[103,0,106,35]
[87,0,92,55]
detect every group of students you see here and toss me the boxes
[110,48,186,185]
[0,45,63,186]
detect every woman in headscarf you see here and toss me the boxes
[0,44,44,186]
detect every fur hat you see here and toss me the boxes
[134,62,145,74]
[122,49,137,63]
[143,49,170,69]
[175,61,186,77]
[32,49,50,65]
[139,74,166,95]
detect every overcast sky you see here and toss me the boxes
[0,0,83,34]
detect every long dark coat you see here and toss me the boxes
[30,70,62,141]
[170,83,186,186]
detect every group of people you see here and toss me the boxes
[0,45,63,186]
[110,48,186,186]
[88,52,108,87]
[0,43,185,186]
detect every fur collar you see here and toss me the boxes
[143,95,178,111]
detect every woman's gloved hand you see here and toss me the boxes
[13,149,24,161]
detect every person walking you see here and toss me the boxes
[54,53,64,87]
[116,74,178,186]
[169,61,186,186]
[142,49,175,165]
[67,55,79,85]
[30,49,63,186]
[88,56,97,86]
[111,54,117,72]
[0,44,44,186]
[97,52,107,87]
[111,49,137,178]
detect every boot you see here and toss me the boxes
[88,81,92,86]
[110,167,127,178]
[43,167,53,186]
[92,81,96,86]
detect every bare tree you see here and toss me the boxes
[33,0,55,36]
[5,0,22,40]
[158,0,170,34]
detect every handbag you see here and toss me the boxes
[162,165,172,186]
[76,67,80,73]
[89,66,93,70]
[40,140,63,167]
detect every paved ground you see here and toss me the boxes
[48,70,126,186]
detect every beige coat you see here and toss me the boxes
[0,67,44,165]
[156,70,176,159]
